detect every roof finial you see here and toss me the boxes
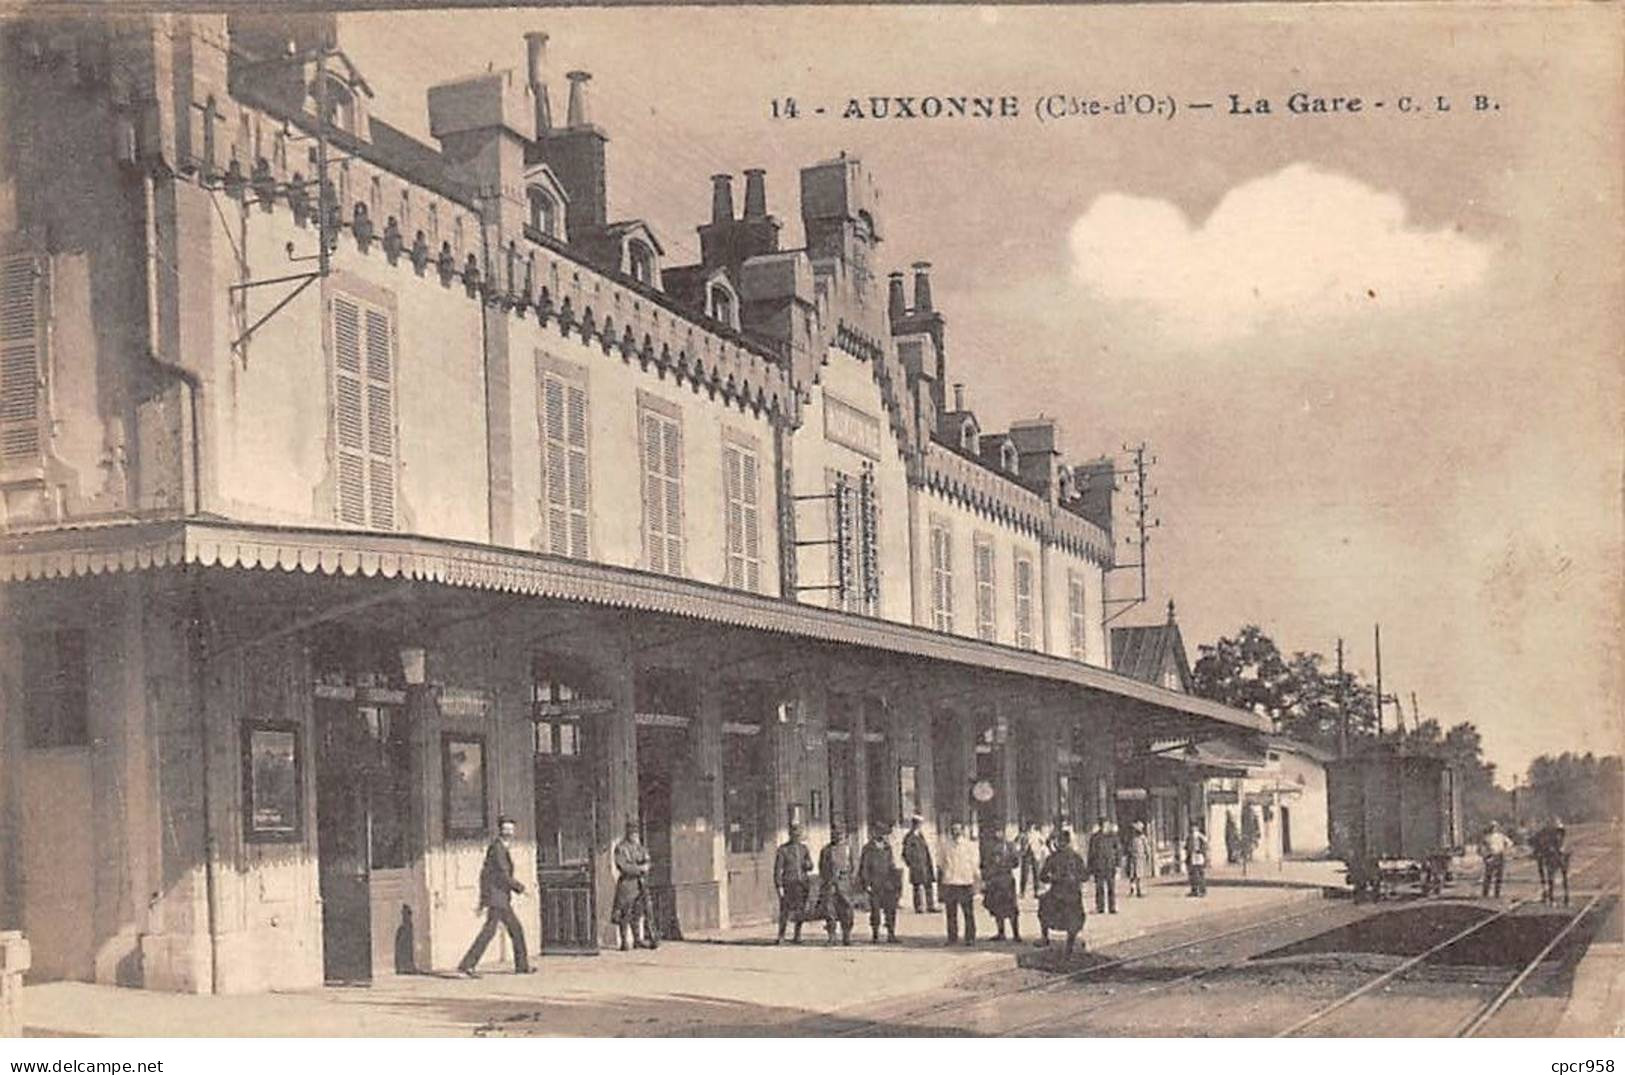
[1166,599,1177,624]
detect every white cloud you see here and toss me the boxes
[1068,163,1494,344]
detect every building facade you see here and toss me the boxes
[0,13,1266,993]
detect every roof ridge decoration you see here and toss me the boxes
[921,442,1113,564]
[205,94,798,427]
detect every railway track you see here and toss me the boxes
[994,835,1618,1037]
[1276,843,1619,1038]
[830,897,1357,1037]
[821,828,1620,1037]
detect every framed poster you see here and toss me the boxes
[897,764,918,822]
[809,789,824,822]
[242,720,303,843]
[442,732,488,839]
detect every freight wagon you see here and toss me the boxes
[1326,748,1464,899]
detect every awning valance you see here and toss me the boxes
[1,519,1270,736]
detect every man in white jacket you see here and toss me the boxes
[938,820,981,945]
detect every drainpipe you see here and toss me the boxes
[140,173,204,517]
[143,170,219,991]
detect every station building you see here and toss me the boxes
[0,12,1267,993]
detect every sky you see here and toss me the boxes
[342,4,1623,782]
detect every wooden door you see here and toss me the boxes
[316,702,372,982]
[534,716,598,952]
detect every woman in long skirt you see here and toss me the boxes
[981,832,1022,941]
[1037,829,1088,956]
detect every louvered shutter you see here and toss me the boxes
[364,308,395,529]
[723,446,743,587]
[542,375,568,554]
[643,411,666,574]
[333,297,367,525]
[740,449,760,592]
[0,255,42,466]
[565,383,588,557]
[661,418,683,574]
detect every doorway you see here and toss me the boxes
[534,714,597,952]
[316,701,373,983]
[636,721,689,938]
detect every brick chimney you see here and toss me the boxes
[710,173,734,224]
[699,168,780,274]
[912,261,934,313]
[534,67,608,235]
[743,168,767,219]
[523,31,551,138]
[427,65,531,236]
[887,271,907,322]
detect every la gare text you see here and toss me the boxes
[770,92,1498,121]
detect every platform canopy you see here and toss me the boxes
[1,518,1271,738]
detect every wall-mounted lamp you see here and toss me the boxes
[399,646,427,686]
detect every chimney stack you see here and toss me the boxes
[523,32,551,137]
[953,383,965,411]
[912,261,933,312]
[710,174,735,224]
[887,271,907,321]
[743,168,767,220]
[565,70,592,128]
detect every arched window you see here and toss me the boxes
[528,186,557,238]
[627,239,655,286]
[1001,442,1019,474]
[960,418,978,454]
[708,282,736,329]
[319,74,356,134]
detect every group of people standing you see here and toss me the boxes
[1477,816,1569,904]
[454,811,1216,976]
[771,813,1210,959]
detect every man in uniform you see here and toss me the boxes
[819,822,857,946]
[1087,815,1122,914]
[859,822,902,943]
[458,816,534,977]
[1185,820,1210,897]
[773,822,814,944]
[903,815,937,913]
[612,820,657,950]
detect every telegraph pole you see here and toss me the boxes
[1336,637,1348,757]
[1373,623,1384,740]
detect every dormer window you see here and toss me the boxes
[708,281,737,330]
[627,239,656,287]
[528,186,558,240]
[960,418,978,455]
[1001,442,1019,474]
[318,74,356,135]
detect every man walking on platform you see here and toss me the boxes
[1020,820,1049,897]
[773,822,814,944]
[458,816,533,977]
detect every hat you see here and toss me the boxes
[497,815,517,827]
[1133,820,1145,831]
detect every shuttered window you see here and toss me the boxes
[640,405,684,575]
[1068,573,1089,661]
[929,520,953,633]
[973,536,996,641]
[0,254,44,468]
[1014,553,1035,650]
[723,440,760,592]
[539,360,589,558]
[332,294,396,530]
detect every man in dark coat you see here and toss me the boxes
[458,816,533,977]
[1086,816,1122,914]
[819,822,857,945]
[902,815,937,913]
[1037,828,1088,957]
[773,822,814,944]
[859,822,902,943]
[1531,817,1569,905]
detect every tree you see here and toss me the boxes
[1525,753,1623,824]
[1237,804,1261,876]
[1193,626,1377,752]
